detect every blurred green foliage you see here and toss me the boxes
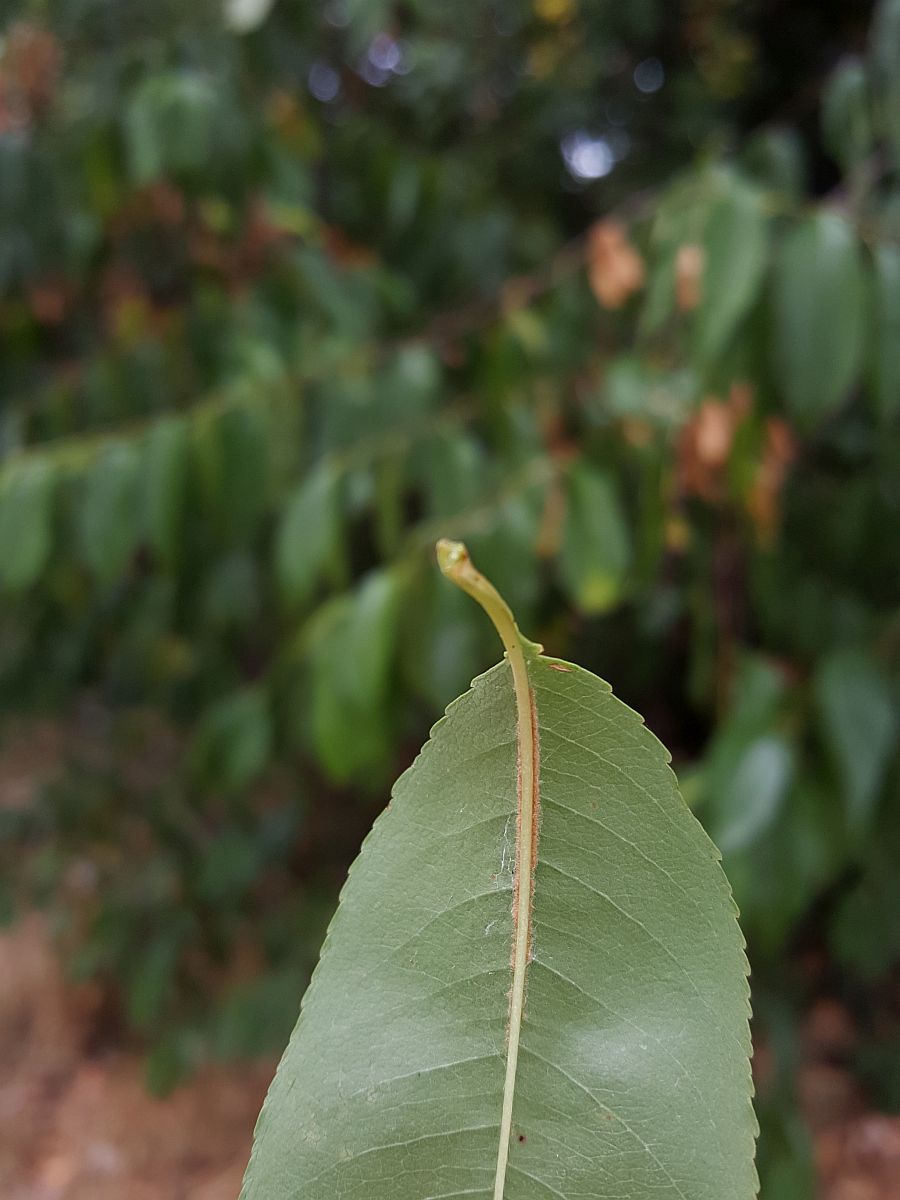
[0,0,898,1187]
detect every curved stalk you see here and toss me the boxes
[436,539,539,1200]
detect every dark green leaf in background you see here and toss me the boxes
[424,429,488,518]
[124,71,217,184]
[558,462,631,615]
[706,734,795,855]
[771,213,864,426]
[201,552,260,630]
[275,461,341,610]
[870,242,900,421]
[308,567,405,781]
[694,173,768,366]
[815,649,896,836]
[142,416,190,569]
[196,829,265,906]
[372,448,405,558]
[126,925,189,1029]
[401,569,485,711]
[821,59,873,172]
[79,441,143,585]
[871,0,900,170]
[830,776,900,980]
[190,402,271,547]
[602,356,696,429]
[216,403,272,544]
[191,685,273,795]
[741,127,807,199]
[727,775,846,958]
[638,180,693,338]
[0,458,56,593]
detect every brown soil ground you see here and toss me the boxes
[0,915,275,1200]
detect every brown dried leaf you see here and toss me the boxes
[587,220,645,309]
[746,416,795,544]
[676,242,705,312]
[679,399,737,500]
[678,384,753,502]
[0,23,62,129]
[29,278,70,326]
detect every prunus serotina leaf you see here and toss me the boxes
[241,542,756,1200]
[771,213,864,427]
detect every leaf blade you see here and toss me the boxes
[0,458,56,593]
[558,463,631,615]
[693,174,768,366]
[241,653,755,1198]
[870,241,900,422]
[771,213,864,427]
[79,441,142,585]
[275,462,341,610]
[815,648,896,836]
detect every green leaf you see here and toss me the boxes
[79,442,142,585]
[308,567,405,781]
[401,570,484,711]
[602,356,696,428]
[243,668,755,1198]
[126,926,186,1028]
[221,403,272,543]
[830,799,900,982]
[741,127,806,199]
[191,685,273,794]
[870,0,900,171]
[0,458,56,593]
[424,429,488,518]
[201,552,260,629]
[815,649,896,835]
[275,462,341,610]
[699,655,789,809]
[214,966,312,1061]
[771,212,864,427]
[142,416,190,568]
[725,776,845,957]
[242,549,755,1200]
[869,242,900,421]
[190,401,271,547]
[638,180,693,338]
[821,58,873,172]
[196,829,264,905]
[694,175,768,365]
[558,462,631,614]
[336,567,405,709]
[469,491,542,629]
[705,734,795,855]
[372,448,405,558]
[124,71,217,184]
[144,1029,200,1098]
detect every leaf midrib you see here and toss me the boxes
[492,640,539,1200]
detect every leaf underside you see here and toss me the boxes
[241,654,756,1200]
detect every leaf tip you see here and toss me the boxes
[435,537,468,577]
